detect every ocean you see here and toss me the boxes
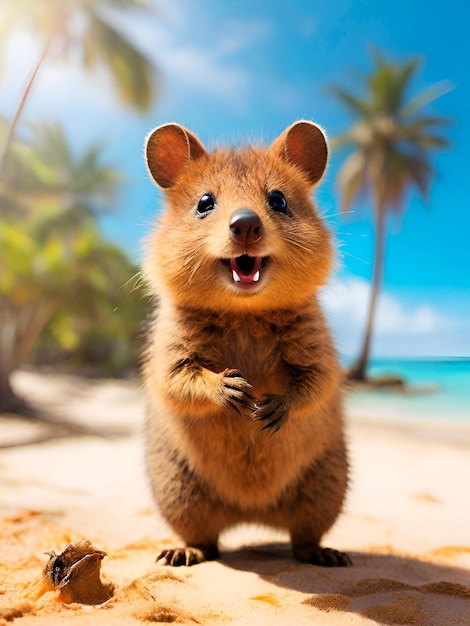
[344,358,470,423]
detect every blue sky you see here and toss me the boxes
[2,0,469,358]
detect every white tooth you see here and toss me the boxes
[232,270,241,282]
[253,271,260,282]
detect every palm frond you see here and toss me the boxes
[404,115,454,129]
[336,151,368,212]
[2,121,122,221]
[409,134,452,149]
[98,0,154,11]
[329,128,362,151]
[328,86,372,117]
[83,8,156,111]
[400,80,455,117]
[368,55,420,115]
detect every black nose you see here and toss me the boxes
[229,209,263,246]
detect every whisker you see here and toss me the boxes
[323,209,357,220]
[120,271,146,293]
[184,251,205,286]
[283,235,313,254]
[339,250,370,265]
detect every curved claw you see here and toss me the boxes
[260,416,284,433]
[156,545,219,567]
[293,545,353,567]
[222,369,256,415]
[157,548,204,567]
[252,394,288,432]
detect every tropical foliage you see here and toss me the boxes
[0,2,156,414]
[332,50,451,381]
[0,121,147,413]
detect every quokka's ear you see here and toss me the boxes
[145,123,207,189]
[270,120,328,186]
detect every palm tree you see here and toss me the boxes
[0,122,128,414]
[331,51,451,382]
[0,220,144,413]
[0,0,157,168]
[1,120,121,222]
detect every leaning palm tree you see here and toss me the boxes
[0,0,157,168]
[331,51,451,382]
[0,122,123,414]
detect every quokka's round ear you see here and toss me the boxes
[270,121,328,186]
[145,123,207,189]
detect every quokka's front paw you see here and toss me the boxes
[219,369,256,415]
[252,394,289,432]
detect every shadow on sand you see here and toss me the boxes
[220,542,470,624]
[0,409,132,449]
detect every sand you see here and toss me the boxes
[1,370,469,625]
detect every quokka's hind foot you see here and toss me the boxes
[293,544,353,567]
[156,544,220,567]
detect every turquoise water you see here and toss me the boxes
[344,358,470,423]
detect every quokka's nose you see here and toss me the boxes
[229,209,263,246]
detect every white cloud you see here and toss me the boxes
[320,276,467,358]
[156,16,274,111]
[215,18,273,57]
[119,6,274,112]
[378,298,445,336]
[157,44,250,107]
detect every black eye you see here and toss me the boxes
[268,190,288,214]
[196,193,216,218]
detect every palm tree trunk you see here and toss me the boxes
[0,368,22,414]
[349,208,386,381]
[0,39,54,414]
[0,36,53,172]
[0,309,37,415]
[0,312,22,414]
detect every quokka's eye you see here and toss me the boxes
[196,193,216,218]
[268,190,288,214]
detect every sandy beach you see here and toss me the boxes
[1,370,469,625]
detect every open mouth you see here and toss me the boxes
[223,255,267,287]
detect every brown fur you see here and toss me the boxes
[143,121,351,567]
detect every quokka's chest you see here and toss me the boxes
[189,323,290,391]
